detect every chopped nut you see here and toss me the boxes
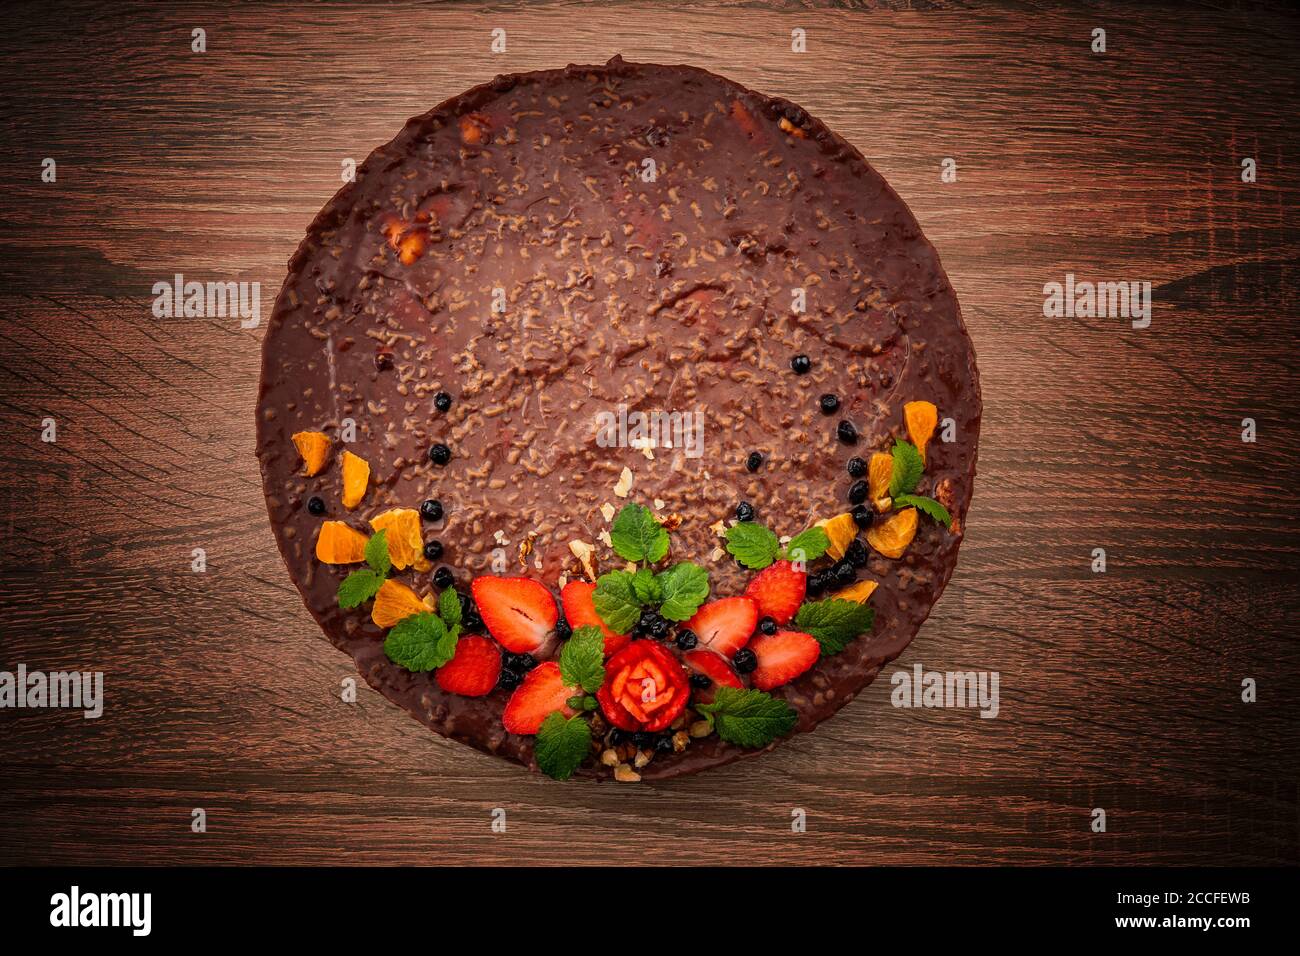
[600,748,620,767]
[672,731,689,753]
[600,502,616,522]
[690,720,713,738]
[633,750,652,769]
[568,539,597,581]
[653,498,666,511]
[660,513,683,531]
[614,764,641,783]
[613,465,634,498]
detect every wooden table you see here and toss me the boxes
[1,0,1296,866]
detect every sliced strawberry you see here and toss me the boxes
[471,576,559,657]
[502,661,576,735]
[561,580,630,657]
[683,649,743,690]
[743,560,806,626]
[685,596,758,657]
[435,634,501,697]
[749,630,820,691]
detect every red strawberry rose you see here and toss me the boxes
[597,639,690,732]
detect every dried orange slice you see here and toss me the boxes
[866,507,918,559]
[340,450,370,509]
[292,430,331,477]
[816,512,858,560]
[372,579,427,628]
[369,508,425,571]
[868,452,893,502]
[904,401,938,464]
[833,579,878,604]
[315,521,368,564]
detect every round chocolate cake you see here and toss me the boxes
[256,56,980,781]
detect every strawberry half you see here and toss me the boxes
[561,580,631,657]
[435,634,501,697]
[685,596,758,657]
[743,560,806,626]
[749,629,820,691]
[471,576,559,657]
[502,661,576,735]
[683,649,743,690]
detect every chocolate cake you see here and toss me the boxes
[255,56,980,781]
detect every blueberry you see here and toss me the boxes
[689,673,712,689]
[632,731,655,749]
[611,729,629,745]
[428,443,452,466]
[746,451,763,473]
[306,496,326,516]
[736,501,755,522]
[837,420,858,444]
[791,354,812,375]
[851,505,874,529]
[676,629,699,650]
[434,391,453,412]
[497,669,522,690]
[733,648,758,674]
[848,480,869,505]
[505,652,537,672]
[846,456,867,478]
[420,498,444,522]
[806,573,826,596]
[759,616,777,635]
[648,616,670,639]
[834,560,857,585]
[819,393,840,415]
[555,617,572,641]
[433,567,455,589]
[423,540,443,561]
[656,733,676,753]
[846,539,869,568]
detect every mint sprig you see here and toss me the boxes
[535,711,593,781]
[655,562,710,621]
[593,571,642,633]
[437,585,463,628]
[383,612,457,671]
[784,526,830,563]
[893,493,952,528]
[889,440,924,497]
[695,686,797,747]
[725,522,781,570]
[610,503,669,563]
[559,625,606,693]
[794,598,876,655]
[337,528,390,608]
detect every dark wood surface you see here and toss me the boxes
[1,0,1297,865]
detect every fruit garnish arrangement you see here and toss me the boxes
[297,402,948,781]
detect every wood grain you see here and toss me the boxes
[0,0,1297,865]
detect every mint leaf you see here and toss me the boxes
[656,562,710,621]
[610,503,670,563]
[559,625,606,693]
[592,571,641,633]
[364,528,391,576]
[696,686,797,747]
[631,567,662,604]
[889,440,924,497]
[794,598,876,655]
[337,569,383,609]
[383,612,456,671]
[725,522,780,570]
[437,586,462,628]
[535,711,592,781]
[894,494,952,528]
[785,527,830,563]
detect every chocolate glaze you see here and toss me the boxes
[255,57,981,780]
